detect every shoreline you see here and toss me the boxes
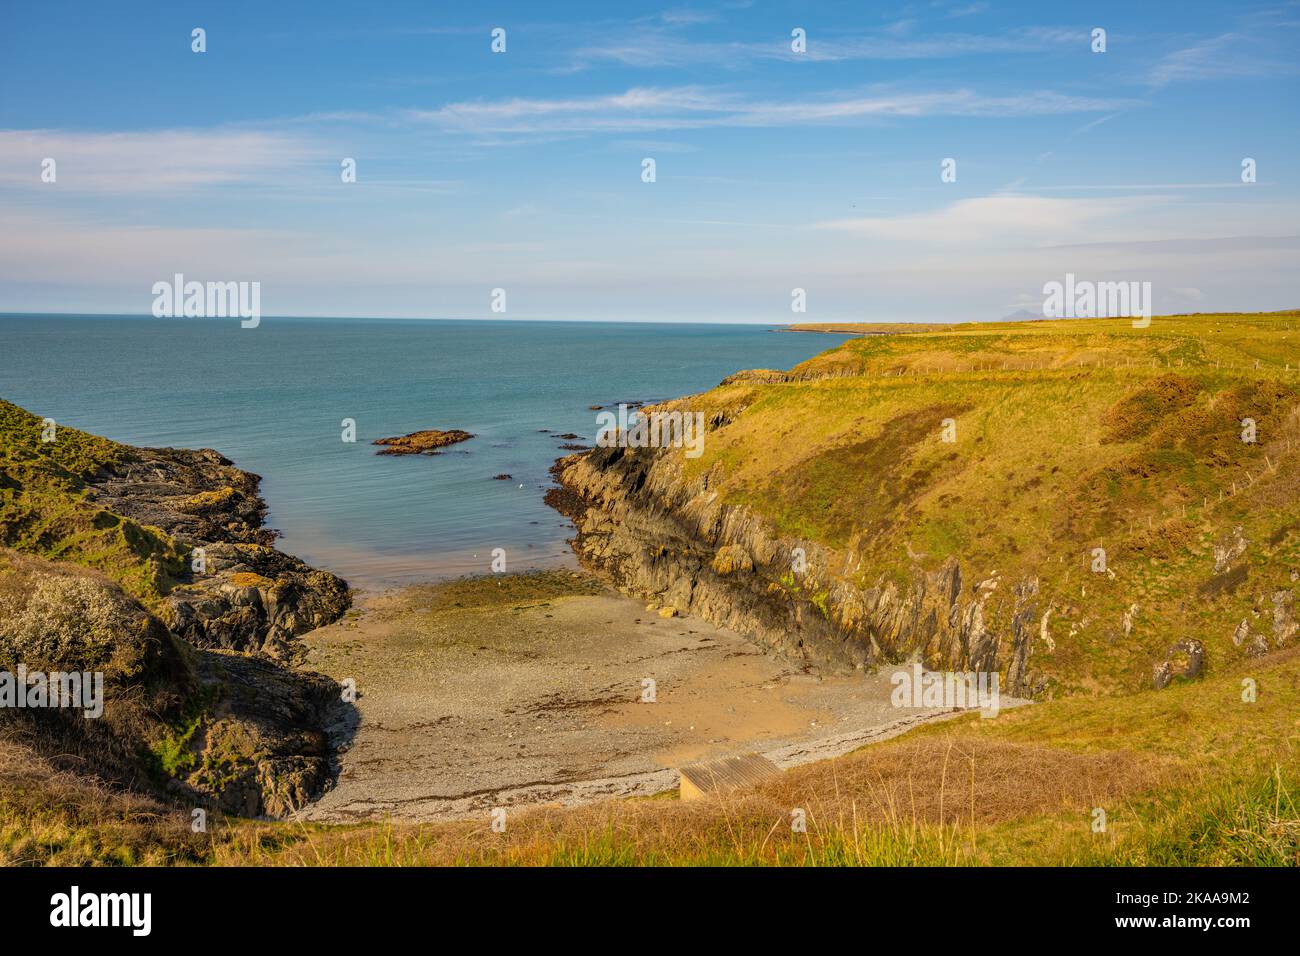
[294,572,1013,822]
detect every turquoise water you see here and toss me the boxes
[0,315,846,589]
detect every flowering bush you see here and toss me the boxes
[0,574,143,672]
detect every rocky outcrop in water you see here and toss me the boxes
[550,444,1045,697]
[373,428,473,455]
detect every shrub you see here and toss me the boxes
[0,573,145,674]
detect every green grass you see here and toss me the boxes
[146,683,218,779]
[0,399,186,603]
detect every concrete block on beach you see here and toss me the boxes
[678,753,782,801]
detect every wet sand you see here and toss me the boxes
[297,572,990,821]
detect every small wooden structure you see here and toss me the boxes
[677,753,782,801]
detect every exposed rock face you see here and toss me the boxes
[1232,587,1300,658]
[182,650,343,817]
[1214,526,1249,574]
[87,447,272,545]
[1153,639,1205,690]
[1272,589,1298,647]
[373,428,473,455]
[0,550,347,818]
[162,544,349,659]
[550,445,1044,697]
[86,446,350,658]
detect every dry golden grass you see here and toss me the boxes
[773,737,1173,827]
[209,737,1172,867]
[0,741,208,866]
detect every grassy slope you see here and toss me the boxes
[0,400,185,602]
[675,312,1300,694]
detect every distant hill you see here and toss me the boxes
[1000,308,1043,322]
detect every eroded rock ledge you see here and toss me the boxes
[86,446,350,658]
[550,444,1043,697]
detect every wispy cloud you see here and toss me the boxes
[567,24,1083,69]
[657,9,719,27]
[1038,234,1300,255]
[1147,32,1299,87]
[410,85,1136,134]
[1065,112,1118,141]
[943,2,991,18]
[1027,182,1260,191]
[815,194,1168,245]
[0,128,321,193]
[608,138,700,153]
[797,26,1082,62]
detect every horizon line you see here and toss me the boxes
[0,311,806,327]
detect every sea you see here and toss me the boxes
[0,315,847,590]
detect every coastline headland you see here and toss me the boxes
[0,399,352,817]
[3,309,1298,861]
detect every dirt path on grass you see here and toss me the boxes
[296,572,1011,822]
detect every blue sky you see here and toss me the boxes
[1,0,1297,321]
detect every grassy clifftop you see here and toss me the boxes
[0,400,185,602]
[657,312,1300,694]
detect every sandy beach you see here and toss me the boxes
[296,571,986,821]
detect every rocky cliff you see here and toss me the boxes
[550,313,1300,699]
[0,549,347,817]
[85,446,350,658]
[550,442,1043,697]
